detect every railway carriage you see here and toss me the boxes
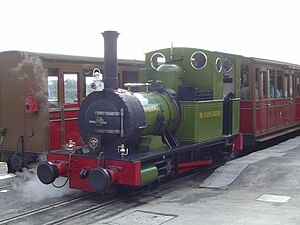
[0,51,143,172]
[240,57,300,146]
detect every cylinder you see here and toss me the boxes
[102,31,119,90]
[140,164,158,186]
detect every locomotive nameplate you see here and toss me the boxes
[199,110,221,119]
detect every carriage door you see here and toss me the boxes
[255,68,268,133]
[283,72,295,125]
[63,73,81,147]
[266,70,276,130]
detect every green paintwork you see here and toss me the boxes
[235,58,241,98]
[139,135,167,152]
[156,63,183,91]
[139,47,242,146]
[232,100,240,133]
[140,48,224,100]
[176,101,223,143]
[133,92,178,135]
[140,164,158,186]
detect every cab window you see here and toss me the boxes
[150,53,166,70]
[191,51,207,70]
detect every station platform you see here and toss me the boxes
[99,136,300,225]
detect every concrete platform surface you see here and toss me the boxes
[97,136,300,225]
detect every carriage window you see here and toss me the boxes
[277,72,283,98]
[191,51,207,70]
[296,75,300,96]
[283,74,289,98]
[48,68,59,108]
[268,70,277,98]
[240,67,249,100]
[255,69,263,100]
[150,53,166,70]
[48,76,58,108]
[256,69,268,99]
[289,74,293,97]
[64,73,78,104]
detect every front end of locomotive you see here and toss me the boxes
[37,31,180,193]
[37,86,179,191]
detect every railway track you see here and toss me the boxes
[0,184,12,192]
[49,169,221,225]
[0,161,224,225]
[0,192,98,225]
[44,194,129,225]
[46,162,225,225]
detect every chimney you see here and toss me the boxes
[102,31,119,89]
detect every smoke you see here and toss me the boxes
[12,52,48,100]
[12,52,46,77]
[0,162,15,181]
[12,168,79,203]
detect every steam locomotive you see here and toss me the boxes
[37,31,243,193]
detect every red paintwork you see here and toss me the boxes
[177,160,212,174]
[49,110,81,151]
[49,119,62,150]
[233,133,243,151]
[104,160,141,186]
[106,167,121,185]
[25,86,39,113]
[241,96,299,143]
[267,100,277,129]
[49,111,61,120]
[47,153,142,192]
[64,111,78,118]
[259,106,268,132]
[51,161,68,176]
[64,111,81,146]
[240,101,253,134]
[47,153,68,163]
[178,160,212,168]
[25,94,38,113]
[296,97,300,120]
